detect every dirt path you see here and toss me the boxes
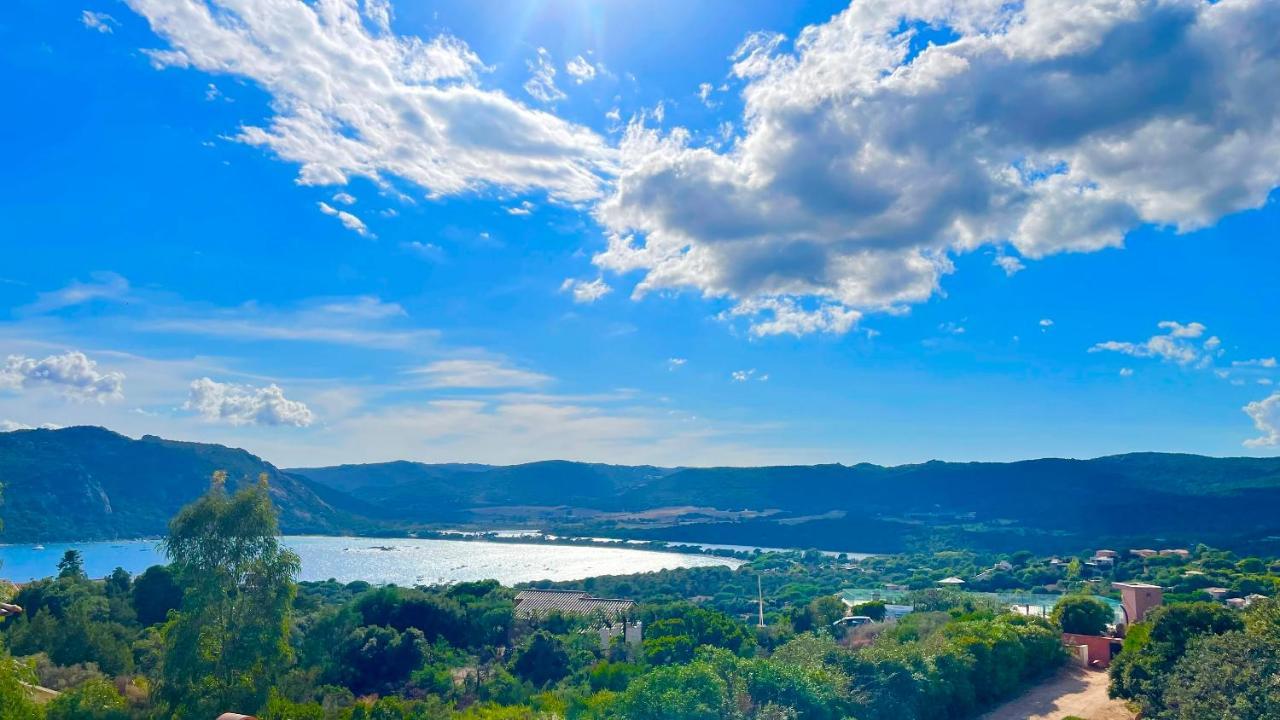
[979,668,1134,720]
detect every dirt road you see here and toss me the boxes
[979,668,1134,720]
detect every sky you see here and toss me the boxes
[2,0,1279,468]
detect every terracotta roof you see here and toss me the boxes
[514,589,635,618]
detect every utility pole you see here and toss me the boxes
[757,574,766,628]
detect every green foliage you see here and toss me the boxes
[130,565,181,626]
[1109,601,1245,716]
[512,631,571,687]
[1051,595,1112,635]
[57,550,84,580]
[44,677,129,720]
[1161,630,1280,719]
[0,641,44,720]
[616,662,731,720]
[158,476,300,719]
[332,624,430,694]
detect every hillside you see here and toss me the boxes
[0,426,377,542]
[3,426,1279,552]
[290,453,1280,554]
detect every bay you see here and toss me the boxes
[0,535,742,585]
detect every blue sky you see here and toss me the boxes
[2,0,1279,467]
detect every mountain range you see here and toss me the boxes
[3,426,1280,553]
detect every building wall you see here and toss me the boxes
[1062,633,1117,669]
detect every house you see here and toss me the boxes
[1227,597,1248,609]
[1094,549,1118,559]
[1183,569,1205,577]
[937,577,965,587]
[1062,632,1121,669]
[514,589,635,619]
[1130,549,1158,559]
[1204,587,1230,601]
[1114,582,1163,624]
[994,560,1013,571]
[515,589,641,650]
[884,583,907,592]
[1160,549,1191,559]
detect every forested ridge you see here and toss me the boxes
[6,426,1280,552]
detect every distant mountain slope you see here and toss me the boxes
[4,425,1279,552]
[291,453,1280,553]
[0,426,375,542]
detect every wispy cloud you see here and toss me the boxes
[20,271,130,314]
[409,359,551,389]
[81,10,117,33]
[318,201,373,237]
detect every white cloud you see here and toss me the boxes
[318,201,373,237]
[124,0,610,203]
[1119,367,1134,377]
[402,241,444,261]
[185,377,314,426]
[731,369,759,382]
[595,1,1280,334]
[21,272,130,314]
[81,10,117,33]
[409,359,550,389]
[667,357,687,371]
[524,47,565,103]
[605,107,621,123]
[1243,391,1280,448]
[994,254,1025,276]
[939,321,966,335]
[1234,357,1278,368]
[332,191,356,205]
[697,82,717,108]
[0,351,125,402]
[363,0,392,33]
[1090,321,1211,366]
[1039,318,1054,328]
[725,297,860,337]
[560,278,612,304]
[0,420,61,432]
[565,55,597,84]
[506,200,535,216]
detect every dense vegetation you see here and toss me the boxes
[7,425,1280,554]
[4,463,1280,718]
[0,476,1076,720]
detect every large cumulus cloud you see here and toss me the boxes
[596,0,1280,335]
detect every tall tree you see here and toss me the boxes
[57,549,84,579]
[158,471,300,719]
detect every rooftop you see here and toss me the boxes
[514,589,635,618]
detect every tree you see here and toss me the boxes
[57,549,85,579]
[1051,595,1112,635]
[131,565,182,626]
[0,639,43,720]
[617,662,731,720]
[1161,630,1280,719]
[1109,601,1244,715]
[158,472,301,719]
[512,631,571,687]
[332,624,430,694]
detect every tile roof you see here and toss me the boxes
[514,589,635,618]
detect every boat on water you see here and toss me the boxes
[32,545,44,551]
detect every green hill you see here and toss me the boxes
[3,425,1280,552]
[0,426,375,542]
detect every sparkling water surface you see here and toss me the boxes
[0,535,743,585]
